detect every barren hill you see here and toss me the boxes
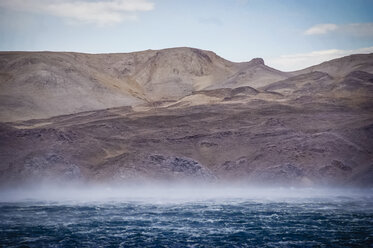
[0,48,373,187]
[0,48,290,122]
[292,53,373,78]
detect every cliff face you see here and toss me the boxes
[0,48,372,187]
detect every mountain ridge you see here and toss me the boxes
[0,47,372,186]
[0,47,373,122]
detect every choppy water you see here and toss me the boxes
[0,188,372,247]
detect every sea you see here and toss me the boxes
[0,186,372,247]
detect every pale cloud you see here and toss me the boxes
[0,0,154,26]
[305,23,373,36]
[266,46,373,71]
[304,24,338,35]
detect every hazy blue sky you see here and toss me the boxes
[0,0,373,70]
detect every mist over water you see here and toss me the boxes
[1,184,372,247]
[1,182,372,202]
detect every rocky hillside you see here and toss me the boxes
[0,48,372,187]
[292,53,373,77]
[0,48,288,122]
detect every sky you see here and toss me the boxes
[0,0,373,71]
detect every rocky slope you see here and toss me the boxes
[292,53,373,78]
[0,48,372,187]
[0,48,288,122]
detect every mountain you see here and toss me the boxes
[0,48,372,187]
[206,58,289,90]
[292,53,373,78]
[0,48,289,122]
[264,57,373,105]
[0,51,143,122]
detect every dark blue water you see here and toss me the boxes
[0,190,372,247]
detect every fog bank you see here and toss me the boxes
[0,183,372,203]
